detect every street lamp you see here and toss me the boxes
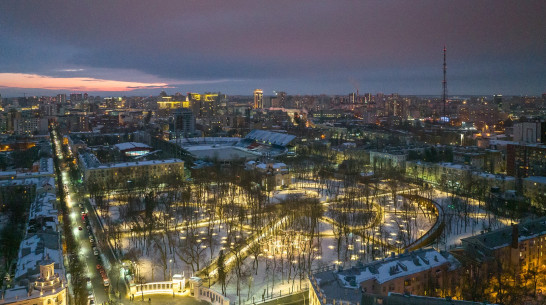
[169,259,173,279]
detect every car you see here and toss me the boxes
[87,291,95,305]
[96,264,102,270]
[78,226,83,231]
[93,249,99,256]
[89,237,94,243]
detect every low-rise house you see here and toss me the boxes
[245,161,291,190]
[309,248,460,305]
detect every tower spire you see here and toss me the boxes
[442,45,447,121]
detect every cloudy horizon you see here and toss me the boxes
[1,0,544,97]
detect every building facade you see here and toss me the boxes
[506,144,546,177]
[460,217,546,275]
[254,89,263,109]
[512,121,546,144]
[370,151,407,171]
[173,108,196,137]
[309,248,459,305]
[80,154,185,185]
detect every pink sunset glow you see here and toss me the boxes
[0,73,170,92]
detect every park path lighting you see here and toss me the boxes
[169,259,173,279]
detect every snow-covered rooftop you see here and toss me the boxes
[1,174,65,302]
[175,137,241,146]
[525,176,546,185]
[14,232,62,280]
[90,158,183,169]
[461,217,546,251]
[114,142,151,151]
[245,130,296,147]
[336,248,453,286]
[310,248,458,303]
[0,158,54,180]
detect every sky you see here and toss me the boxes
[0,0,545,97]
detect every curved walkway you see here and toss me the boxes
[401,194,445,251]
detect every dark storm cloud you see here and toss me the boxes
[0,0,545,95]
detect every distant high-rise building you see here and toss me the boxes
[512,121,546,144]
[254,89,263,109]
[272,91,286,108]
[494,94,503,110]
[263,96,272,108]
[69,93,82,103]
[57,94,67,103]
[174,108,195,137]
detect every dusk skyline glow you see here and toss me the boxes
[1,0,545,97]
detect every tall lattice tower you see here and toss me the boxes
[442,45,447,120]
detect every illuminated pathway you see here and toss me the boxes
[196,187,423,281]
[200,215,291,280]
[116,213,263,238]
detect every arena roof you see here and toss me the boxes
[114,142,151,151]
[245,130,296,147]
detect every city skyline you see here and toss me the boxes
[1,0,545,97]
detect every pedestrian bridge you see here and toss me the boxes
[129,275,230,305]
[130,274,185,297]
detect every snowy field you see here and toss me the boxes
[89,179,510,304]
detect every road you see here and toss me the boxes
[84,191,128,299]
[52,130,122,305]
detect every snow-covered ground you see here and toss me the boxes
[90,178,511,304]
[433,191,509,249]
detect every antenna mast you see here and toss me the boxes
[442,45,447,120]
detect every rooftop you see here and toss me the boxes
[337,248,455,287]
[362,293,498,305]
[310,248,458,304]
[3,177,66,304]
[461,217,546,251]
[524,176,546,185]
[89,158,184,170]
[309,266,362,305]
[114,142,151,151]
[245,129,296,147]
